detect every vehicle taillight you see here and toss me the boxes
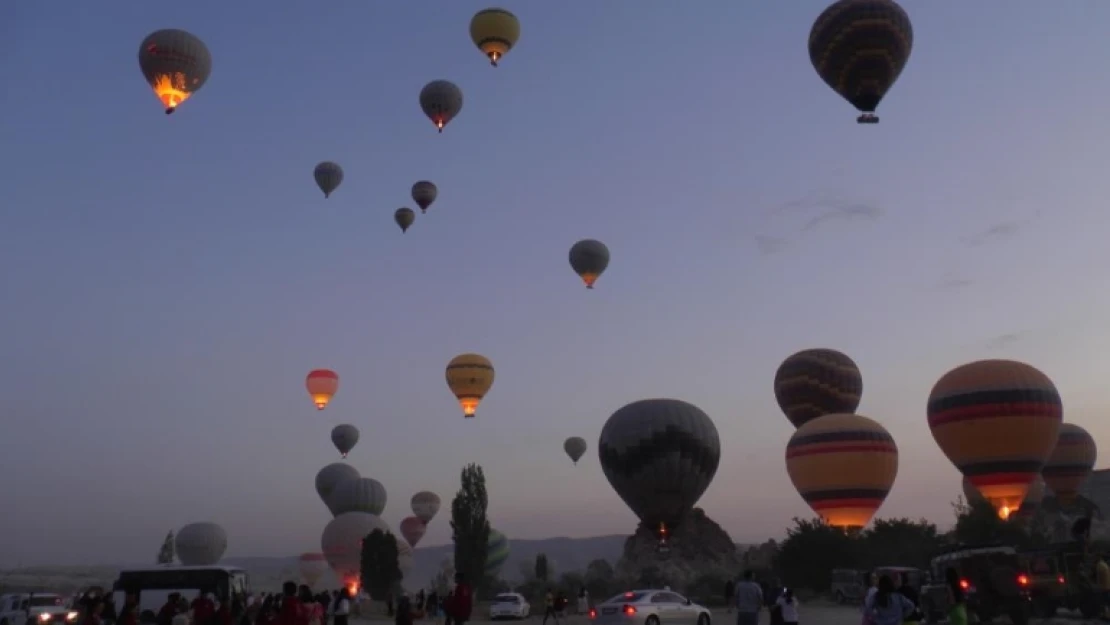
[1058,575,1066,584]
[1017,574,1029,586]
[959,579,970,590]
[623,605,637,616]
[588,609,597,619]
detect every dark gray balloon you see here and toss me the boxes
[327,477,387,517]
[412,181,438,213]
[314,162,343,198]
[419,80,463,133]
[569,239,610,289]
[137,29,212,114]
[395,207,415,233]
[564,436,587,465]
[598,399,720,529]
[331,424,359,458]
[315,463,360,506]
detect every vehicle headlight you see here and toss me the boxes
[38,614,51,622]
[66,613,79,622]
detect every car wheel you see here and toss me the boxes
[645,616,661,625]
[697,613,710,625]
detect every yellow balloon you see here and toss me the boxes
[469,8,520,67]
[446,353,495,417]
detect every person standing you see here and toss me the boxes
[733,570,764,625]
[330,589,350,625]
[773,589,798,625]
[724,579,735,614]
[448,574,472,625]
[541,590,559,625]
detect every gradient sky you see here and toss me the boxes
[4,1,1110,567]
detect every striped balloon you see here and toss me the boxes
[774,348,863,428]
[962,474,1045,516]
[485,529,510,576]
[785,413,898,529]
[928,359,1062,519]
[1043,423,1097,504]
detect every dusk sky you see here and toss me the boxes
[4,1,1110,566]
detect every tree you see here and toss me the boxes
[359,529,402,600]
[583,559,615,603]
[535,553,550,582]
[451,463,491,595]
[156,531,175,564]
[860,518,944,569]
[774,517,862,592]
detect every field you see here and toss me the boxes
[351,606,880,625]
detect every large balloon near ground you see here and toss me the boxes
[568,240,610,289]
[928,359,1063,520]
[299,553,328,587]
[564,436,587,465]
[175,522,227,565]
[327,477,387,517]
[420,80,463,133]
[306,369,339,410]
[1043,423,1098,504]
[485,529,510,576]
[315,463,360,508]
[138,29,212,114]
[412,181,438,213]
[331,424,359,458]
[962,474,1046,514]
[785,413,897,529]
[313,163,343,199]
[809,0,913,124]
[446,353,495,418]
[469,8,520,67]
[400,516,427,548]
[774,348,863,429]
[411,491,441,523]
[321,512,390,587]
[598,399,720,531]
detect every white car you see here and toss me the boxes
[489,593,530,620]
[0,594,79,625]
[589,590,711,625]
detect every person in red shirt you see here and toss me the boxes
[275,582,308,625]
[117,593,140,625]
[448,573,473,625]
[192,593,217,625]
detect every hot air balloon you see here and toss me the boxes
[315,463,360,509]
[137,29,212,115]
[1043,423,1098,505]
[412,181,438,213]
[962,475,1046,516]
[598,399,721,537]
[809,0,914,124]
[785,413,898,529]
[327,477,387,517]
[469,8,521,67]
[397,540,415,578]
[446,353,494,418]
[564,437,587,465]
[298,552,328,587]
[568,240,610,289]
[774,349,863,429]
[321,512,391,590]
[420,80,463,133]
[330,424,359,458]
[313,162,343,199]
[395,208,415,233]
[306,369,339,410]
[411,491,441,524]
[928,359,1063,520]
[400,516,427,548]
[485,529,510,576]
[175,522,227,565]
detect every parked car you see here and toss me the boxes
[589,590,710,625]
[489,593,530,620]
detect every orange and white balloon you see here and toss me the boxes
[306,369,339,410]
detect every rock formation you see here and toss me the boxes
[614,508,742,589]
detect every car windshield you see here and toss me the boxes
[605,592,648,604]
[29,597,62,607]
[494,595,520,604]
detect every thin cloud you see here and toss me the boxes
[961,221,1023,247]
[754,235,789,256]
[984,332,1023,351]
[800,202,884,232]
[936,275,974,291]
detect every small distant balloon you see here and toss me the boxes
[306,369,339,410]
[469,8,521,67]
[412,181,438,213]
[563,436,587,465]
[420,81,463,133]
[138,29,212,115]
[331,424,359,458]
[568,239,610,289]
[445,353,495,418]
[314,162,344,198]
[400,516,427,548]
[411,491,441,524]
[395,208,415,233]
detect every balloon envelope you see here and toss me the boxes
[774,348,863,429]
[331,424,359,458]
[563,437,587,464]
[445,353,495,417]
[962,474,1045,513]
[485,529,510,576]
[928,359,1062,519]
[412,181,438,213]
[568,240,610,289]
[1043,423,1098,504]
[598,399,720,530]
[411,491,441,523]
[138,29,212,114]
[299,552,328,587]
[327,477,387,517]
[175,522,227,565]
[321,512,391,587]
[400,516,427,548]
[420,80,463,132]
[313,163,343,198]
[785,413,897,529]
[395,208,415,233]
[306,369,339,410]
[315,463,360,508]
[469,8,521,66]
